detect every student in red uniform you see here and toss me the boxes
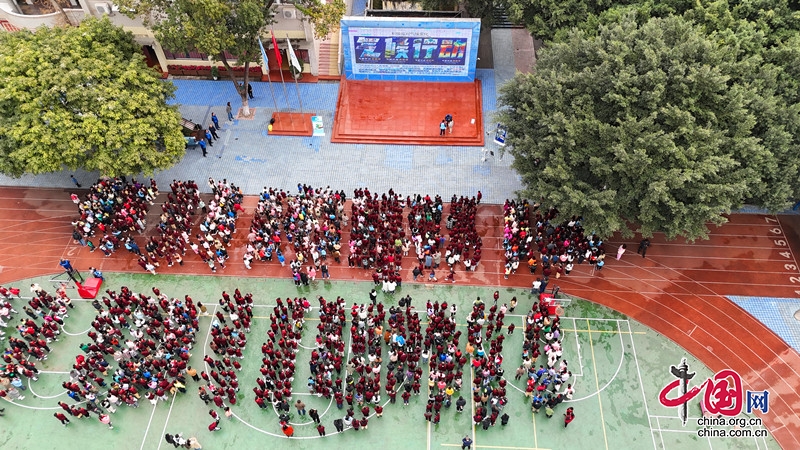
[54,412,70,425]
[564,407,575,427]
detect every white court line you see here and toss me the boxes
[655,416,667,449]
[27,377,67,399]
[156,393,178,450]
[469,364,476,447]
[139,403,158,450]
[2,399,61,410]
[571,317,584,376]
[559,317,629,322]
[427,413,431,450]
[202,305,218,374]
[38,370,70,374]
[60,324,92,336]
[628,320,659,450]
[565,320,625,403]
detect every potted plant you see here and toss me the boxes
[211,65,219,80]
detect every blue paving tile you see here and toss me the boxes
[726,296,800,352]
[301,136,322,152]
[435,150,453,166]
[476,69,496,112]
[735,205,800,215]
[168,79,340,112]
[385,145,414,171]
[472,164,491,176]
[0,66,523,204]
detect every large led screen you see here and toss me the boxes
[341,17,481,82]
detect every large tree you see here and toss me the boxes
[506,0,640,41]
[497,14,800,240]
[0,18,185,178]
[116,0,345,116]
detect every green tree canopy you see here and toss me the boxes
[507,0,641,41]
[0,18,185,178]
[497,14,800,240]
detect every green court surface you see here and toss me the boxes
[0,274,779,450]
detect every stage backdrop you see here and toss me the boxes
[341,17,481,82]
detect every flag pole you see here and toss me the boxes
[257,37,279,112]
[272,28,292,109]
[286,34,304,114]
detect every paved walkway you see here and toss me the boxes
[0,64,519,204]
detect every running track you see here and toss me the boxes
[1,187,799,449]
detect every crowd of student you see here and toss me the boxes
[71,178,157,255]
[307,296,346,398]
[503,200,608,282]
[1,274,587,438]
[329,299,423,432]
[520,299,574,421]
[251,297,306,412]
[421,299,465,423]
[6,185,595,437]
[0,283,73,402]
[187,178,245,274]
[197,289,255,433]
[137,179,201,270]
[441,195,482,275]
[467,294,511,430]
[54,286,199,427]
[245,185,345,279]
[349,189,405,288]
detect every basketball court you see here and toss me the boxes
[0,275,780,450]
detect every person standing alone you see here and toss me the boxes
[637,239,650,258]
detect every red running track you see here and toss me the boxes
[0,187,798,448]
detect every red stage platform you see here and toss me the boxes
[268,112,315,137]
[332,78,484,146]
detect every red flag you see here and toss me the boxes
[271,31,283,68]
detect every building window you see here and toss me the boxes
[163,49,210,60]
[297,49,310,64]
